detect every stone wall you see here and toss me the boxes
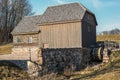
[13,34,38,44]
[41,48,90,74]
[12,46,39,62]
[4,48,90,77]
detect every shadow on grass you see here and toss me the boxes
[0,60,22,69]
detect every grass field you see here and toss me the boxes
[70,51,120,80]
[97,35,120,42]
[0,43,13,55]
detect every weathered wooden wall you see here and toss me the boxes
[39,21,82,48]
[82,12,96,47]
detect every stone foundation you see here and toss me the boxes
[3,48,90,77]
[41,48,90,74]
[27,61,42,77]
[12,46,39,61]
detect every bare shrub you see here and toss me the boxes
[63,64,76,77]
[30,73,57,80]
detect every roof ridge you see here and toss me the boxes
[39,2,88,24]
[77,3,94,15]
[24,15,42,18]
[47,2,94,15]
[48,2,80,8]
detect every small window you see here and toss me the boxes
[17,37,22,43]
[88,26,91,32]
[28,37,33,43]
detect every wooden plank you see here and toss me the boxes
[39,22,82,48]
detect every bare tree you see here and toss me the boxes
[110,28,120,35]
[0,0,33,43]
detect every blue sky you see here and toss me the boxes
[29,0,120,33]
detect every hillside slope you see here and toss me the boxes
[70,51,120,80]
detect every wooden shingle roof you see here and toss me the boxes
[39,2,97,25]
[12,2,97,35]
[12,15,42,35]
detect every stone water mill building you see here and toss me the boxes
[12,2,97,50]
[0,2,97,76]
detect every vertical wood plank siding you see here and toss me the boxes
[82,12,96,47]
[39,22,82,48]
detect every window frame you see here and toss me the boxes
[28,37,33,43]
[17,37,22,43]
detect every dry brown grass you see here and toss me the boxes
[0,61,29,79]
[97,35,120,42]
[0,43,13,55]
[70,51,120,80]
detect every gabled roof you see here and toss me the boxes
[12,2,97,35]
[39,2,97,25]
[12,15,42,35]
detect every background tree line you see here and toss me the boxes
[0,0,32,43]
[99,28,120,35]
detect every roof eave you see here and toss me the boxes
[12,31,40,35]
[38,19,81,26]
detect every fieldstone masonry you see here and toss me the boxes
[12,46,39,62]
[41,48,90,74]
[20,48,91,77]
[27,61,42,77]
[0,47,91,77]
